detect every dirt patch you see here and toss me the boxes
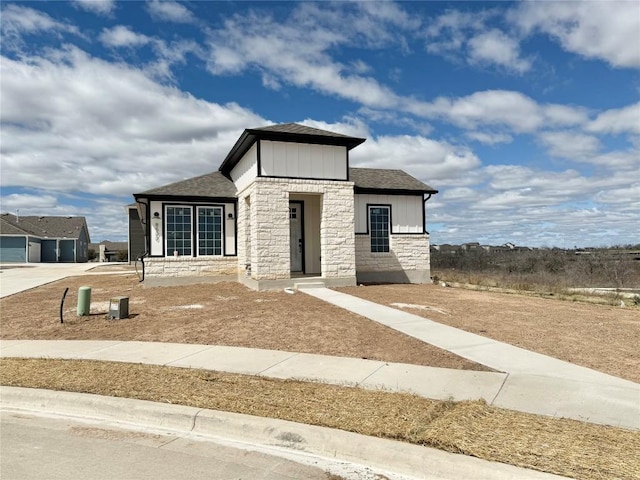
[339,284,640,383]
[0,275,485,371]
[3,358,639,480]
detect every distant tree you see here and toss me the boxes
[88,248,97,261]
[115,250,128,262]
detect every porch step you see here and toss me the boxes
[294,281,326,289]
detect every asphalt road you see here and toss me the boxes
[0,412,340,480]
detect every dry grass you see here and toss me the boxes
[0,274,486,371]
[2,358,639,480]
[339,283,640,383]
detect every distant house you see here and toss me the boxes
[131,123,438,289]
[88,241,128,262]
[0,213,91,263]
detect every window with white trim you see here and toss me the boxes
[369,206,390,253]
[197,206,222,256]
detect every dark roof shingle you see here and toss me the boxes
[0,213,89,240]
[250,123,355,138]
[349,168,438,194]
[135,171,236,198]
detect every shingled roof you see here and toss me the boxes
[251,123,356,138]
[0,213,90,240]
[349,168,438,194]
[135,171,237,198]
[0,216,30,235]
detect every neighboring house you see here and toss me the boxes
[126,204,146,263]
[131,123,438,289]
[89,241,128,262]
[0,213,90,263]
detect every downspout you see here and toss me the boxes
[134,197,150,282]
[423,194,433,235]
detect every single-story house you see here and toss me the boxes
[0,213,91,263]
[88,241,129,262]
[131,123,438,289]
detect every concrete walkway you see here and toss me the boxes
[0,263,101,298]
[2,339,638,430]
[301,288,636,388]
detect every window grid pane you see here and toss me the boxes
[370,207,390,253]
[198,207,222,256]
[166,207,192,256]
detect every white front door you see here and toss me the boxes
[289,202,303,272]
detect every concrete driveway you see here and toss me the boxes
[0,263,98,299]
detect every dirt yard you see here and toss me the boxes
[339,284,640,383]
[2,273,638,382]
[0,274,484,371]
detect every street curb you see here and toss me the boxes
[1,386,569,480]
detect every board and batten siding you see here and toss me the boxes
[149,200,236,257]
[230,143,258,193]
[355,194,424,234]
[260,140,347,180]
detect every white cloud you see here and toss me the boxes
[424,9,531,74]
[411,90,590,134]
[0,47,265,197]
[466,131,513,145]
[350,134,481,185]
[0,4,80,42]
[538,131,602,160]
[587,102,640,136]
[467,29,531,73]
[424,90,543,132]
[72,0,115,16]
[594,183,640,206]
[511,1,640,68]
[146,0,196,24]
[206,11,402,110]
[99,25,151,48]
[429,163,639,246]
[1,193,58,210]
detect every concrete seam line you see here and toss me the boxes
[162,345,217,366]
[490,372,510,406]
[356,362,388,385]
[191,409,205,432]
[256,352,301,375]
[77,341,128,357]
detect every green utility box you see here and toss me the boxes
[77,286,91,316]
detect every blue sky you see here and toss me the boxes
[1,0,638,247]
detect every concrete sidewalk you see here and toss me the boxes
[300,288,636,389]
[1,340,638,430]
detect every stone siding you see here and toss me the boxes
[355,233,431,283]
[144,256,238,277]
[246,177,356,281]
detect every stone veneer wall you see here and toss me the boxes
[247,177,356,281]
[355,233,431,283]
[144,256,238,277]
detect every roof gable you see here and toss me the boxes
[219,123,365,175]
